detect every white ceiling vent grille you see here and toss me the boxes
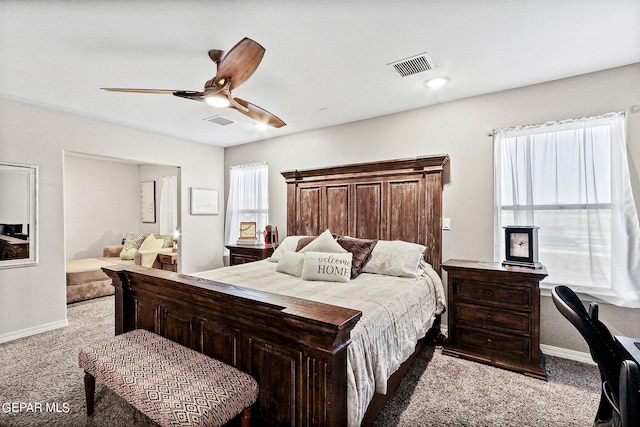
[387,52,435,77]
[204,115,234,126]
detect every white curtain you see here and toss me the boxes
[159,175,177,236]
[494,112,640,307]
[225,163,269,244]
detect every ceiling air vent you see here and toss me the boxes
[204,115,234,126]
[387,52,435,77]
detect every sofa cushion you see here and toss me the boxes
[139,234,165,251]
[156,234,174,248]
[120,247,137,260]
[122,232,147,250]
[103,245,124,258]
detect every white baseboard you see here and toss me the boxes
[439,325,594,365]
[0,319,68,344]
[541,344,595,365]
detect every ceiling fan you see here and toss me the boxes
[101,37,285,128]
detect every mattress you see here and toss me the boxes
[190,259,445,426]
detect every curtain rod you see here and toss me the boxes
[488,111,627,137]
[229,162,268,169]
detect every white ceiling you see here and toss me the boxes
[1,1,639,147]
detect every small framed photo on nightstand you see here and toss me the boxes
[503,225,542,269]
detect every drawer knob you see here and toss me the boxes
[486,315,493,321]
[485,290,493,296]
[487,338,493,344]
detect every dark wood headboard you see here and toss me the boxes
[281,154,449,273]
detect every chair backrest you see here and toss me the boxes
[619,359,640,427]
[551,285,624,397]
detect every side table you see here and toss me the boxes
[442,259,548,380]
[157,252,178,272]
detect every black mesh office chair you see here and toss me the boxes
[619,359,640,427]
[551,285,634,426]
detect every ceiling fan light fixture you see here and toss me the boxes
[425,77,449,89]
[205,95,230,108]
[102,38,285,127]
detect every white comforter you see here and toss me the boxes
[190,260,445,426]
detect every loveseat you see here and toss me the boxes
[66,233,174,304]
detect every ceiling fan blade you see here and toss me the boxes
[100,88,182,94]
[232,98,286,128]
[173,91,206,102]
[214,38,265,90]
[102,88,206,102]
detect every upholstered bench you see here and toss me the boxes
[78,329,258,426]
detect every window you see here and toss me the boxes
[494,112,640,307]
[225,163,269,244]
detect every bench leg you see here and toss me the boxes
[239,406,252,427]
[84,371,95,416]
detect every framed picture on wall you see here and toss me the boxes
[140,181,156,223]
[190,187,219,215]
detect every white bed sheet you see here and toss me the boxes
[190,259,445,426]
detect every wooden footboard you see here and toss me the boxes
[104,265,362,426]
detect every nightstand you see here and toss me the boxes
[442,259,548,380]
[157,252,178,272]
[226,244,275,266]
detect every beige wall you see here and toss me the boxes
[225,63,640,353]
[137,163,180,237]
[64,155,139,260]
[63,156,180,260]
[0,97,225,342]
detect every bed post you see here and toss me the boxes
[103,265,134,336]
[420,157,447,273]
[284,171,300,236]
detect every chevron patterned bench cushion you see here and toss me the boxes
[78,329,258,427]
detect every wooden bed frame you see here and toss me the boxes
[103,155,449,426]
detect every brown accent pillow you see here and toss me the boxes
[295,236,317,252]
[337,237,378,279]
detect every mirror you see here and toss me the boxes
[0,162,38,268]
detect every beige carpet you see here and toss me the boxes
[373,345,600,426]
[0,295,600,426]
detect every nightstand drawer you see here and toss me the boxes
[453,327,531,361]
[452,278,531,309]
[453,302,530,334]
[226,244,275,266]
[231,254,259,265]
[158,253,177,264]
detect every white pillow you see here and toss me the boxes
[301,251,352,283]
[268,236,311,262]
[361,240,426,278]
[276,251,305,277]
[138,234,164,252]
[298,229,346,254]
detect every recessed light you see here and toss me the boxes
[254,122,269,130]
[425,77,449,89]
